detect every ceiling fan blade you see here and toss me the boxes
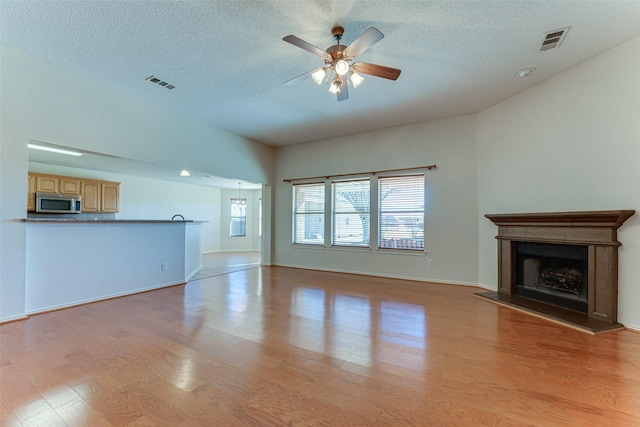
[337,75,349,102]
[352,62,401,80]
[283,35,331,60]
[344,27,384,58]
[283,68,321,86]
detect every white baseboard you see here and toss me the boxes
[0,314,29,325]
[25,280,186,316]
[185,265,203,281]
[272,262,484,288]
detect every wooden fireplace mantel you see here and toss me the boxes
[485,210,635,324]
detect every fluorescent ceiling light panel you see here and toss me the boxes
[28,144,83,156]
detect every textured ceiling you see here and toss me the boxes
[2,0,640,149]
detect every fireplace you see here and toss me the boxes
[515,242,588,313]
[483,210,634,331]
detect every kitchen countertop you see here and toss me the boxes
[23,218,201,223]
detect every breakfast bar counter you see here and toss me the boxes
[24,219,203,314]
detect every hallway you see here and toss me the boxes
[188,251,261,282]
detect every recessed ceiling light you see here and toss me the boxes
[28,143,83,156]
[516,67,536,78]
[180,170,190,177]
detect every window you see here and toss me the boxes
[230,198,247,236]
[293,183,325,244]
[332,179,370,247]
[378,175,425,250]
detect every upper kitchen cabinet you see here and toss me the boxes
[27,174,36,211]
[81,179,120,213]
[60,177,81,195]
[27,172,120,213]
[30,172,79,195]
[101,182,120,212]
[35,174,59,193]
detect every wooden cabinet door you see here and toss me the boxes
[60,177,81,195]
[35,175,59,193]
[27,174,36,211]
[101,182,120,212]
[81,180,101,212]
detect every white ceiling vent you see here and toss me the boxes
[145,75,175,90]
[540,27,570,51]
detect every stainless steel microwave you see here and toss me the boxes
[35,192,82,214]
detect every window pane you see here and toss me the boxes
[230,198,247,236]
[332,179,370,247]
[293,183,325,244]
[378,175,425,250]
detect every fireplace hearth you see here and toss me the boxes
[481,210,634,332]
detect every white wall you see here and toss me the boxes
[273,114,479,285]
[25,222,188,313]
[477,36,640,328]
[219,188,262,252]
[0,45,274,322]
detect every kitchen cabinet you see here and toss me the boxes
[81,180,101,212]
[60,177,81,195]
[81,179,120,213]
[35,175,59,193]
[27,172,120,213]
[27,174,36,211]
[101,182,120,212]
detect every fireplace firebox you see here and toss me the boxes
[515,242,588,313]
[484,210,634,329]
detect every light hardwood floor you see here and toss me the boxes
[188,252,261,282]
[2,266,640,426]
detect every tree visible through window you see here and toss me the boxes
[378,175,425,250]
[332,179,370,247]
[230,198,247,237]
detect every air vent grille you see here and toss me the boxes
[540,27,570,51]
[145,75,175,90]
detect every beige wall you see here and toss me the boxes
[273,35,640,329]
[477,36,640,329]
[273,114,480,285]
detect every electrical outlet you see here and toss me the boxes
[161,262,168,271]
[427,259,434,267]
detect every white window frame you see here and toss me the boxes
[377,174,425,251]
[331,179,371,248]
[230,198,247,237]
[292,182,325,245]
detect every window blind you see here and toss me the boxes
[293,183,325,244]
[378,175,425,250]
[332,179,370,247]
[230,198,247,237]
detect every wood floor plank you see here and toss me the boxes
[2,264,640,426]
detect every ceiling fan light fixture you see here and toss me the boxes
[328,77,342,94]
[334,59,349,76]
[350,71,364,88]
[311,68,327,85]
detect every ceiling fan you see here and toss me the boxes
[283,26,401,101]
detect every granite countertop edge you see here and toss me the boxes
[22,218,205,224]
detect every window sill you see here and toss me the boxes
[330,245,371,253]
[291,243,326,250]
[376,248,427,257]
